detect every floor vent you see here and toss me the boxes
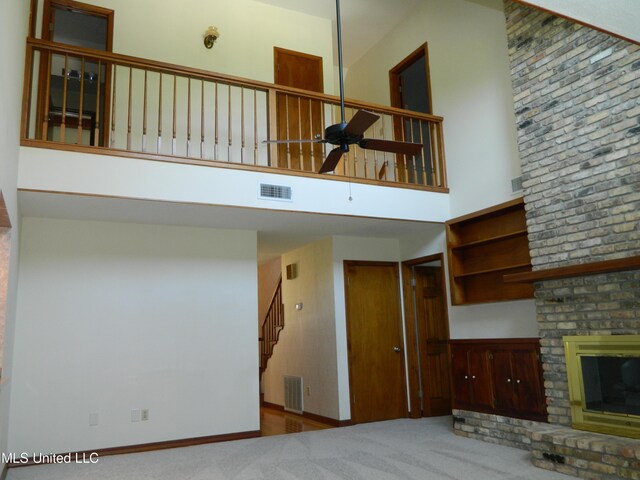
[284,375,303,414]
[511,176,524,193]
[259,183,292,201]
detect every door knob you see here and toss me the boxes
[393,346,401,353]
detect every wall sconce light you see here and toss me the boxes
[203,26,220,49]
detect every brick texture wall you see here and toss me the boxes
[504,0,640,428]
[504,1,640,270]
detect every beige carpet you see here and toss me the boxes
[7,416,570,479]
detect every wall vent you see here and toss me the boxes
[511,176,524,194]
[259,183,292,201]
[283,375,303,414]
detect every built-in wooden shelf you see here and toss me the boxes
[451,229,529,251]
[454,262,532,278]
[446,198,534,305]
[503,256,640,283]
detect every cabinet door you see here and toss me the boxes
[512,348,545,415]
[468,349,494,410]
[450,346,472,409]
[491,349,517,411]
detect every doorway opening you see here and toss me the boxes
[401,253,452,418]
[37,0,114,146]
[389,44,434,185]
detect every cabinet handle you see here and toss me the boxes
[507,378,511,383]
[472,375,476,380]
[464,375,468,379]
[516,379,521,384]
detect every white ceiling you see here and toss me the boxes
[254,0,419,67]
[18,190,442,263]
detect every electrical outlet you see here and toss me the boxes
[89,413,99,426]
[131,409,141,423]
[141,409,149,421]
[305,386,311,396]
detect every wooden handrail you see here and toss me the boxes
[260,276,284,374]
[22,37,448,191]
[25,38,444,123]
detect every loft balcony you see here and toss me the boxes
[20,38,448,194]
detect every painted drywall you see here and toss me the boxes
[34,0,335,94]
[344,0,522,218]
[400,229,539,339]
[18,147,450,224]
[331,236,402,420]
[9,218,258,454]
[0,0,29,465]
[522,0,640,44]
[258,257,281,331]
[262,238,339,420]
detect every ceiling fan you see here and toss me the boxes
[265,0,423,174]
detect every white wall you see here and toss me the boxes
[400,229,539,339]
[9,218,258,454]
[523,0,640,44]
[344,0,522,218]
[0,0,29,466]
[35,0,335,94]
[262,238,339,419]
[18,147,451,224]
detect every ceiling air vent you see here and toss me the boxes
[511,176,524,194]
[259,183,292,201]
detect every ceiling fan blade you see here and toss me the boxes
[345,110,380,137]
[318,147,345,174]
[359,138,423,156]
[262,139,322,144]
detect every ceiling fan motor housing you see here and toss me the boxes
[324,122,363,148]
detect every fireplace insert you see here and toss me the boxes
[564,335,640,439]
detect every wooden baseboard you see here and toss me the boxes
[7,429,260,469]
[262,401,352,428]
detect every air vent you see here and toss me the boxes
[511,176,524,193]
[284,375,303,414]
[259,183,292,201]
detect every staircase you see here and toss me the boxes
[259,276,284,377]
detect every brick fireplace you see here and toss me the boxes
[453,1,640,478]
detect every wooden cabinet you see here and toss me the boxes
[450,339,546,421]
[446,198,534,305]
[451,344,494,411]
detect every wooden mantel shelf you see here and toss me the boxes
[503,256,640,283]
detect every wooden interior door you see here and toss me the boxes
[344,261,407,424]
[414,266,451,416]
[274,47,324,172]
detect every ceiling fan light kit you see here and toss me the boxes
[265,0,423,175]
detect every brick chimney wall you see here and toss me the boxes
[503,0,640,426]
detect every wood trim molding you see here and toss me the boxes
[504,256,640,284]
[446,197,524,225]
[261,401,351,427]
[511,1,639,47]
[6,430,261,469]
[0,192,11,228]
[20,139,449,194]
[450,338,540,345]
[389,43,433,114]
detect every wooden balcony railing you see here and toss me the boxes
[21,38,448,191]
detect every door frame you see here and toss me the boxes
[401,253,450,418]
[389,42,433,114]
[37,0,114,145]
[344,260,408,424]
